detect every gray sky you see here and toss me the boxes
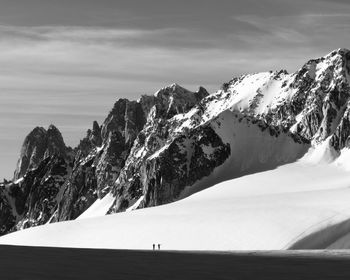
[1,0,350,179]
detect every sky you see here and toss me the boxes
[1,0,350,179]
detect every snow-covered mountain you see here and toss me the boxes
[1,48,350,248]
[2,161,350,250]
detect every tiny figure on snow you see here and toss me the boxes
[153,244,155,250]
[158,244,161,250]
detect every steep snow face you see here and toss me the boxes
[76,193,115,220]
[218,70,292,115]
[202,49,350,147]
[2,162,350,250]
[178,110,309,198]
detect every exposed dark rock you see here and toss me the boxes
[90,121,102,147]
[14,125,67,180]
[56,157,97,221]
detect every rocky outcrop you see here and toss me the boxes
[14,125,68,180]
[283,48,350,145]
[0,182,16,235]
[55,155,97,221]
[109,121,231,212]
[12,155,70,230]
[0,154,70,233]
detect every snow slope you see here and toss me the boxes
[77,193,115,220]
[1,160,350,250]
[177,110,309,199]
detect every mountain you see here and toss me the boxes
[0,48,350,238]
[213,48,350,149]
[2,162,350,250]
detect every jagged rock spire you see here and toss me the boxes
[14,125,67,180]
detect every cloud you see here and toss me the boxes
[0,24,268,96]
[230,12,350,60]
[0,17,347,102]
[0,6,349,97]
[315,0,350,4]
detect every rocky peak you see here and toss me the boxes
[14,125,67,180]
[45,125,67,158]
[212,49,350,150]
[300,48,350,78]
[328,48,350,59]
[154,83,189,97]
[75,121,103,159]
[89,121,102,147]
[287,49,350,143]
[101,99,145,146]
[100,84,208,146]
[151,83,209,119]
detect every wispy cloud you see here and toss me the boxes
[0,18,348,105]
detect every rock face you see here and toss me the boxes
[1,49,350,235]
[1,124,71,232]
[12,155,70,231]
[14,125,67,180]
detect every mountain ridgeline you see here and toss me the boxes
[0,48,350,235]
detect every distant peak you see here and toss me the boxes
[29,126,46,136]
[324,48,350,58]
[196,86,209,99]
[336,48,350,54]
[92,120,100,130]
[28,125,63,139]
[198,86,209,94]
[47,125,64,139]
[48,124,59,132]
[154,83,190,97]
[164,83,187,92]
[169,83,181,89]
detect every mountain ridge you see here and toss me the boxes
[1,48,350,236]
